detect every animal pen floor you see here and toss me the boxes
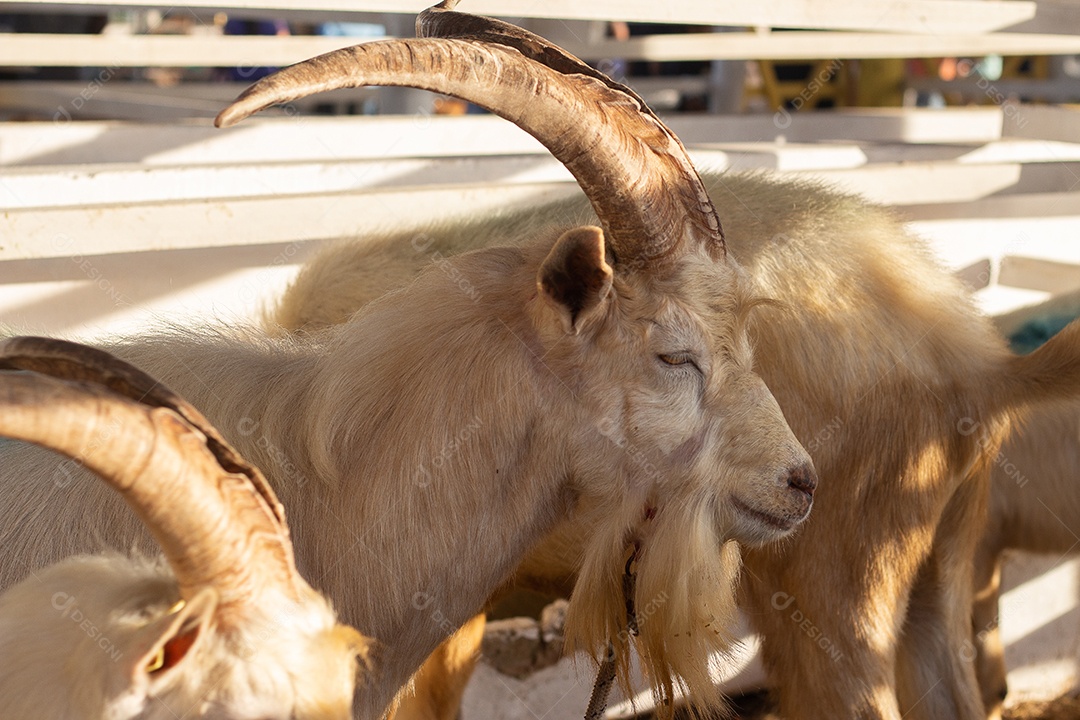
[706,690,1080,720]
[1005,695,1080,720]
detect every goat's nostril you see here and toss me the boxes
[787,464,817,497]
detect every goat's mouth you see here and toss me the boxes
[733,497,797,531]
[730,495,810,544]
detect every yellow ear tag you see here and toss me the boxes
[146,647,166,673]
[146,600,187,673]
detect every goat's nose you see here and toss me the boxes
[787,463,817,497]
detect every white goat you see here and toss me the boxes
[246,7,1080,716]
[0,337,369,719]
[0,8,817,718]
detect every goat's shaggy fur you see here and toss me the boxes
[270,171,1080,720]
[0,227,812,717]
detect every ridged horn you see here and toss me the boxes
[215,25,724,265]
[0,336,302,622]
[416,1,655,114]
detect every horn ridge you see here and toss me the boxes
[416,3,654,114]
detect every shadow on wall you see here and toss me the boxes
[0,241,313,336]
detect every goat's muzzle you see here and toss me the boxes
[784,462,817,523]
[787,462,817,501]
[729,459,817,546]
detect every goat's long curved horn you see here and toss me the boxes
[215,37,723,265]
[0,336,303,622]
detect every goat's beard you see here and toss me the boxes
[564,495,741,717]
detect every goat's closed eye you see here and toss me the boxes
[658,353,701,373]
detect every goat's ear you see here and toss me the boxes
[124,588,218,688]
[537,225,614,335]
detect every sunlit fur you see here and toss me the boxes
[565,494,744,708]
[0,226,810,718]
[387,614,485,719]
[269,171,1080,720]
[0,553,368,719]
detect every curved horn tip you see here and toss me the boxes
[214,105,246,129]
[215,87,269,128]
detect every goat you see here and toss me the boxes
[0,6,816,718]
[963,294,1080,720]
[246,8,1080,717]
[968,401,1080,720]
[0,337,370,719]
[275,183,1080,720]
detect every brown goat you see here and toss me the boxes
[269,163,1080,719]
[963,293,1080,720]
[969,401,1080,720]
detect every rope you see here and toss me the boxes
[584,645,619,720]
[583,542,640,720]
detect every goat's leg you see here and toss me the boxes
[895,475,988,720]
[390,614,486,720]
[741,551,911,719]
[967,505,1008,720]
[971,554,1007,720]
[895,563,988,720]
[740,456,972,720]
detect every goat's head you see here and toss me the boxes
[0,337,370,719]
[217,3,814,710]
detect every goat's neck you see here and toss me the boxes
[117,327,574,718]
[305,324,574,717]
[109,333,318,475]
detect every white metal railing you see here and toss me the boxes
[0,0,1053,32]
[2,0,1080,120]
[2,106,1079,301]
[8,30,1080,67]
